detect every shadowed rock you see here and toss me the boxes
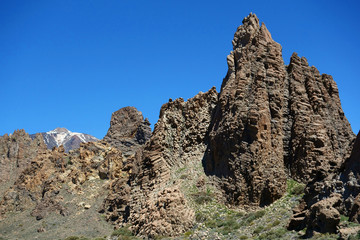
[103,106,151,156]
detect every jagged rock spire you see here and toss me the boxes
[204,13,354,206]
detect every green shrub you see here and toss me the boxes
[195,212,208,222]
[340,214,349,222]
[64,237,89,240]
[253,225,264,234]
[258,228,287,239]
[191,191,214,204]
[180,174,187,179]
[287,179,305,196]
[271,219,281,227]
[184,231,192,238]
[242,209,266,225]
[64,237,80,240]
[111,227,133,237]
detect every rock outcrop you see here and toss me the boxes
[0,13,357,240]
[0,141,125,219]
[0,130,47,197]
[129,88,218,236]
[103,107,151,156]
[203,13,354,207]
[289,132,360,236]
[284,53,354,183]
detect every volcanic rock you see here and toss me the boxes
[204,13,354,207]
[128,88,218,236]
[0,130,46,197]
[103,106,151,155]
[289,132,360,235]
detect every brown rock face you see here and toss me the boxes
[0,140,126,220]
[132,187,195,238]
[289,132,359,235]
[139,87,218,187]
[0,130,47,197]
[285,53,354,183]
[204,13,354,207]
[128,88,218,236]
[205,13,288,206]
[103,106,151,155]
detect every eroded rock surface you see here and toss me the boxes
[127,88,218,236]
[0,13,357,239]
[103,106,151,155]
[0,130,47,197]
[289,132,360,235]
[204,13,354,207]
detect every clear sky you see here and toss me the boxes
[1,0,359,139]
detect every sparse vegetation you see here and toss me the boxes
[111,226,134,237]
[258,227,288,239]
[191,191,214,204]
[340,214,360,228]
[348,230,360,240]
[287,179,305,196]
[64,237,89,240]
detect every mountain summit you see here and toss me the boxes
[31,127,98,152]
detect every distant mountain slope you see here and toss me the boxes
[30,127,98,152]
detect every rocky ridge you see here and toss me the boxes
[0,13,358,239]
[31,127,99,152]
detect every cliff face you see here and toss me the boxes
[203,13,354,207]
[285,53,354,183]
[129,88,218,237]
[205,14,288,206]
[0,130,47,197]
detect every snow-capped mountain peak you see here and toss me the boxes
[31,128,99,152]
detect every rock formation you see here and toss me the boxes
[289,132,360,236]
[0,13,357,239]
[128,88,218,236]
[203,13,354,207]
[0,130,47,197]
[103,106,151,156]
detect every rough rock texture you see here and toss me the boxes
[285,53,354,183]
[132,187,195,238]
[0,140,125,220]
[128,88,218,236]
[0,130,47,197]
[289,132,359,235]
[103,107,151,156]
[0,13,357,239]
[204,13,354,207]
[139,88,218,187]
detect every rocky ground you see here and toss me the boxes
[1,13,359,240]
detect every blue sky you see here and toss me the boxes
[1,0,359,139]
